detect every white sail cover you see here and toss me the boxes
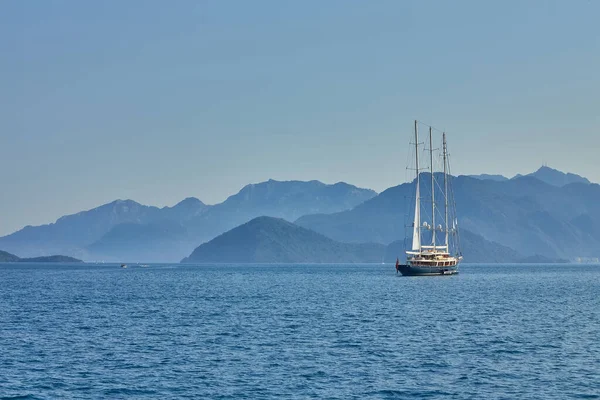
[412,184,421,251]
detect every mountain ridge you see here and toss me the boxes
[182,217,565,264]
[468,166,590,187]
[296,174,600,261]
[182,216,386,264]
[522,166,590,187]
[0,180,377,262]
[1,167,596,263]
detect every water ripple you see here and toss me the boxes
[1,263,599,399]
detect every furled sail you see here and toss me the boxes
[411,183,421,251]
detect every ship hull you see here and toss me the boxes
[398,264,459,276]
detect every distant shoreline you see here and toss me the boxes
[0,251,82,263]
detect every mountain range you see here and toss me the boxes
[182,217,386,263]
[183,217,565,264]
[469,166,590,186]
[295,171,600,261]
[1,167,597,263]
[0,180,376,262]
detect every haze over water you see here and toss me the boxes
[1,263,598,399]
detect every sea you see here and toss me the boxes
[0,263,599,399]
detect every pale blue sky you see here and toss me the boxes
[1,0,599,236]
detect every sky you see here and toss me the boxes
[1,0,599,236]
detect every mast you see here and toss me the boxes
[443,132,449,248]
[411,120,421,252]
[429,126,435,249]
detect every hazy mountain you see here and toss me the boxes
[160,197,208,222]
[184,180,377,242]
[296,173,600,261]
[0,199,160,259]
[182,216,386,263]
[3,168,596,262]
[95,180,376,262]
[181,218,547,264]
[84,197,208,261]
[0,250,20,262]
[518,166,590,187]
[0,180,376,262]
[87,221,193,262]
[469,167,591,186]
[467,174,509,182]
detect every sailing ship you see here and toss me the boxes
[397,121,462,276]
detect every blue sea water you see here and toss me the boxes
[0,263,599,399]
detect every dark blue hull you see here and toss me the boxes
[398,264,459,276]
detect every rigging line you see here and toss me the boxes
[404,125,418,254]
[446,153,462,255]
[428,149,448,223]
[434,180,448,200]
[406,140,419,174]
[415,120,448,135]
